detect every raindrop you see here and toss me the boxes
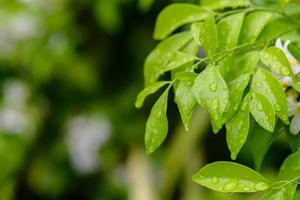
[212,177,219,184]
[280,67,290,76]
[258,103,263,111]
[254,182,269,191]
[212,99,219,109]
[224,179,238,191]
[209,83,217,92]
[275,104,281,111]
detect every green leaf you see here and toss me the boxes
[201,0,252,10]
[261,190,285,200]
[278,152,300,181]
[239,11,273,44]
[285,130,300,152]
[193,65,229,133]
[261,47,293,77]
[192,161,270,193]
[232,51,259,78]
[258,16,298,41]
[247,120,280,169]
[144,32,192,86]
[220,51,259,82]
[292,76,300,92]
[191,13,217,56]
[226,94,250,160]
[293,190,300,200]
[174,71,197,84]
[153,3,210,40]
[174,79,197,131]
[145,87,170,154]
[164,51,198,72]
[135,81,170,108]
[217,13,245,50]
[250,92,275,132]
[224,74,251,122]
[252,68,289,124]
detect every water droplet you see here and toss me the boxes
[243,187,250,191]
[212,177,219,184]
[234,104,239,110]
[212,99,219,109]
[275,104,281,111]
[209,83,217,92]
[280,67,290,76]
[259,117,264,124]
[224,179,238,191]
[241,102,247,111]
[254,182,269,191]
[256,82,262,87]
[258,103,263,111]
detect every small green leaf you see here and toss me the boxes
[201,0,252,10]
[165,51,198,72]
[278,152,300,181]
[174,71,197,83]
[258,16,298,41]
[247,120,280,169]
[193,65,229,133]
[217,13,244,50]
[135,81,170,108]
[250,92,275,132]
[226,95,250,160]
[285,130,300,152]
[145,88,170,154]
[154,3,210,40]
[191,13,217,56]
[252,68,289,124]
[261,47,293,77]
[144,32,192,86]
[224,74,251,121]
[261,190,285,200]
[174,79,197,131]
[240,11,273,44]
[292,76,300,92]
[192,161,270,193]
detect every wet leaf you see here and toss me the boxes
[261,47,293,77]
[223,74,250,122]
[174,78,197,131]
[193,65,229,133]
[154,3,209,40]
[252,68,289,124]
[226,95,250,160]
[201,0,252,10]
[192,161,270,193]
[135,81,170,108]
[145,88,170,154]
[144,32,192,86]
[191,13,217,56]
[250,92,275,132]
[217,13,244,50]
[240,11,273,44]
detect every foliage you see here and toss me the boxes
[137,0,300,198]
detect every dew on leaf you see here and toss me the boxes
[254,182,269,191]
[209,83,217,92]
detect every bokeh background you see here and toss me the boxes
[0,0,296,199]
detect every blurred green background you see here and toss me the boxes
[0,0,294,199]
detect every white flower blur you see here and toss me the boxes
[0,79,35,134]
[275,38,300,75]
[274,38,300,88]
[65,115,111,174]
[287,95,300,135]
